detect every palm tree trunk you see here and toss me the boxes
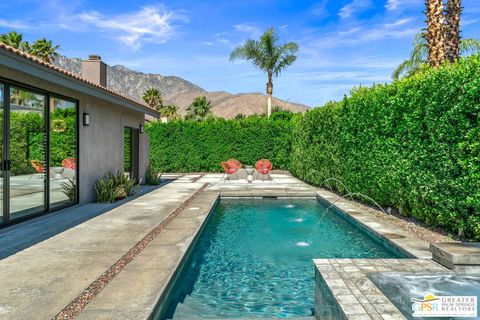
[445,0,462,62]
[266,74,273,119]
[426,0,446,67]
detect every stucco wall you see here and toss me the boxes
[0,66,150,204]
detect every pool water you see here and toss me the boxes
[160,199,404,319]
[370,273,480,320]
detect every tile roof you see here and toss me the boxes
[0,42,156,113]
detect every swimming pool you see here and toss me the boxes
[157,199,405,319]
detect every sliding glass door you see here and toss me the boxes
[0,80,78,226]
[9,86,47,220]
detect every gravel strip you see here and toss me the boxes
[53,183,208,320]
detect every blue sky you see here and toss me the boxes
[1,0,479,107]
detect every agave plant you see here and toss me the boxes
[145,164,162,185]
[60,178,76,202]
[94,172,138,203]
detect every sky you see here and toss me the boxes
[0,0,479,107]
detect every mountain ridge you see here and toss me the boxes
[54,56,309,118]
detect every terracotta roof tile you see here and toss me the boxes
[0,42,156,113]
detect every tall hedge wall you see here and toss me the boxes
[146,112,294,173]
[291,55,480,239]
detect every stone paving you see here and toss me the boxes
[314,259,449,320]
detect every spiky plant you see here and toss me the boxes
[444,0,462,62]
[230,28,298,118]
[425,0,446,67]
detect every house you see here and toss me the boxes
[0,44,160,226]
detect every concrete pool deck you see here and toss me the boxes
[0,173,457,319]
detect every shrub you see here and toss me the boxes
[60,178,76,202]
[94,172,137,203]
[146,115,294,172]
[146,164,162,185]
[291,55,480,240]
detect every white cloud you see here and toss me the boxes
[385,0,419,11]
[339,0,371,19]
[78,6,187,49]
[0,19,30,30]
[310,0,330,18]
[234,23,262,37]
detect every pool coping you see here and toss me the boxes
[315,190,432,259]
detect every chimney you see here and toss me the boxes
[81,54,107,87]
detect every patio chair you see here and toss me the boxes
[254,159,273,181]
[220,161,239,182]
[227,158,242,170]
[30,160,45,179]
[62,157,77,170]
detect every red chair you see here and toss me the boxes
[31,160,45,173]
[220,162,239,181]
[254,159,273,181]
[227,158,242,170]
[62,157,77,170]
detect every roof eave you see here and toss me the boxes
[0,49,160,118]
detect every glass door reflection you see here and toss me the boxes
[9,86,46,220]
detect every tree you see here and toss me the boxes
[142,88,163,110]
[392,32,480,79]
[0,31,25,50]
[161,104,179,120]
[0,31,60,63]
[230,28,298,119]
[425,0,446,67]
[185,96,213,121]
[28,38,60,63]
[445,0,462,62]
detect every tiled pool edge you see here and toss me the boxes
[316,190,431,259]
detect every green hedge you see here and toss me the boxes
[146,112,294,172]
[291,55,480,240]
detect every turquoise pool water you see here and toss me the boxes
[160,199,405,319]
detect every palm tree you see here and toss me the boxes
[445,0,462,62]
[161,104,179,120]
[0,31,28,51]
[185,96,213,121]
[425,0,446,67]
[392,33,480,79]
[28,38,60,63]
[142,88,163,110]
[230,28,298,118]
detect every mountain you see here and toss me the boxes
[54,56,309,118]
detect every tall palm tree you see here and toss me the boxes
[28,38,60,63]
[425,0,446,67]
[230,28,298,118]
[445,0,462,62]
[142,88,163,110]
[392,33,480,79]
[185,96,213,121]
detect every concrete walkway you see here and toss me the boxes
[0,180,204,320]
